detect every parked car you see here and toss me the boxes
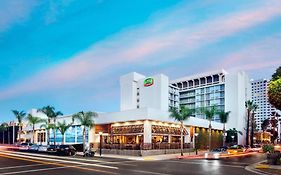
[28,144,40,152]
[47,145,58,154]
[38,145,48,152]
[227,145,245,154]
[205,148,228,159]
[19,143,33,151]
[56,145,76,156]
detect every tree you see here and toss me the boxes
[201,105,219,151]
[11,110,26,142]
[226,128,243,144]
[218,111,230,146]
[268,78,281,111]
[245,100,257,146]
[27,114,43,144]
[271,66,281,81]
[72,111,98,153]
[250,104,258,147]
[57,120,72,144]
[169,106,193,156]
[38,106,63,145]
[0,123,8,144]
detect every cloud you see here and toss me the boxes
[1,0,281,99]
[44,0,75,25]
[219,33,281,71]
[0,0,37,33]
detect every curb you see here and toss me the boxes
[245,160,277,175]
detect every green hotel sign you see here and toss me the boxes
[144,77,154,87]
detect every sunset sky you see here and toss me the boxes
[1,0,281,121]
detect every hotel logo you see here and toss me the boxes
[144,78,154,87]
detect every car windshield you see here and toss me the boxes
[212,148,222,152]
[59,145,69,148]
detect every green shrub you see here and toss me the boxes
[262,144,274,153]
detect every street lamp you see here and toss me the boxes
[231,135,235,144]
[194,133,199,155]
[99,132,103,156]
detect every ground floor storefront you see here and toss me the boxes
[90,120,223,155]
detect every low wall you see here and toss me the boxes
[101,148,193,156]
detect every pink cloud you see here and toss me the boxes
[1,0,281,100]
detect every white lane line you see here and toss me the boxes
[1,150,105,163]
[0,164,43,170]
[1,150,137,167]
[0,165,85,175]
[165,160,244,168]
[130,169,171,175]
[0,152,118,170]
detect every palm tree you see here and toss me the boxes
[201,105,219,151]
[38,106,63,145]
[72,111,98,153]
[218,111,230,146]
[52,111,63,146]
[0,123,8,144]
[57,120,72,144]
[11,110,26,143]
[27,114,43,144]
[169,106,193,156]
[227,128,243,144]
[250,104,258,147]
[245,100,257,146]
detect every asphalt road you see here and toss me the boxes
[0,150,265,175]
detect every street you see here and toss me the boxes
[0,149,265,175]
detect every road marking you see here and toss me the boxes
[1,150,105,163]
[0,165,82,175]
[0,153,118,174]
[1,150,137,167]
[0,164,43,170]
[165,160,245,168]
[130,169,171,175]
[0,152,117,170]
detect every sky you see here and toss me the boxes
[0,0,281,122]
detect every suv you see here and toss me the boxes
[56,145,76,156]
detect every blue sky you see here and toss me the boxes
[0,0,281,122]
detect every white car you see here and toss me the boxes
[38,145,48,152]
[205,148,228,159]
[19,143,33,151]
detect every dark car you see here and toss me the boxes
[47,145,58,154]
[56,145,76,156]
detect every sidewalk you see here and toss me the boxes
[76,150,207,161]
[246,160,281,175]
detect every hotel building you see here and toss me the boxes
[251,79,279,131]
[18,69,250,155]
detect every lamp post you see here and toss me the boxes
[194,133,199,155]
[99,132,103,156]
[224,132,227,147]
[231,135,234,144]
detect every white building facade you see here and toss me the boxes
[18,69,251,154]
[251,79,279,131]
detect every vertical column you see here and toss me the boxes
[184,126,190,143]
[192,127,196,148]
[88,126,95,144]
[143,120,152,149]
[74,126,77,143]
